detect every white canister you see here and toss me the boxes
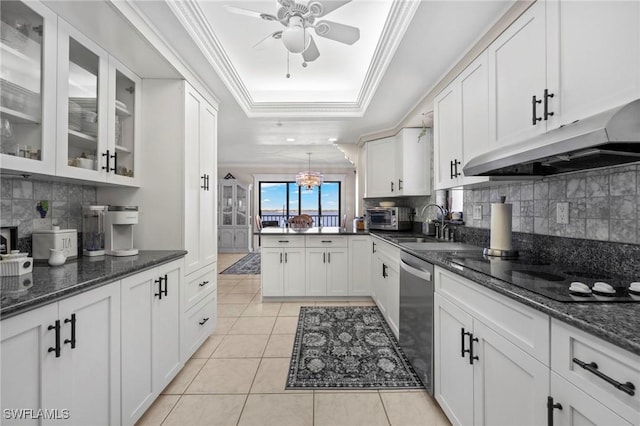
[32,227,78,260]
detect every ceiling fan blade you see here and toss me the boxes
[224,5,278,22]
[253,31,283,50]
[308,0,352,18]
[302,36,320,62]
[313,20,360,45]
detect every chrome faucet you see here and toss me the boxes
[420,203,447,239]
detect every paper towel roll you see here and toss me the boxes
[490,203,512,251]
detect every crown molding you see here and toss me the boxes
[167,0,419,118]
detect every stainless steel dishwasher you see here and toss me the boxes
[399,250,434,394]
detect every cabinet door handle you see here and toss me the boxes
[546,396,562,426]
[110,151,117,173]
[454,159,461,178]
[163,274,168,297]
[461,328,468,358]
[327,252,330,263]
[450,160,455,180]
[63,313,76,349]
[382,263,388,278]
[201,175,207,190]
[468,332,479,365]
[543,89,555,120]
[532,95,542,125]
[199,280,209,287]
[323,252,326,263]
[390,181,394,192]
[572,358,635,396]
[372,242,376,253]
[48,320,61,358]
[284,253,288,263]
[199,317,210,326]
[102,150,111,172]
[398,179,403,190]
[280,253,283,263]
[154,276,164,299]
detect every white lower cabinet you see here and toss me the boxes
[181,290,217,361]
[121,259,183,426]
[349,236,372,296]
[1,282,120,426]
[434,267,550,426]
[550,372,632,426]
[305,237,349,297]
[261,236,306,297]
[370,238,400,338]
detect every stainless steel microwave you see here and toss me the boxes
[365,207,413,231]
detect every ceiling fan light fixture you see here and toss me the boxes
[282,16,310,53]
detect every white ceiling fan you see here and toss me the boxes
[225,0,360,66]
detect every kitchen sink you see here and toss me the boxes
[400,242,480,251]
[390,236,435,243]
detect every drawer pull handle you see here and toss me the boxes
[572,357,636,396]
[199,317,210,326]
[321,240,332,243]
[278,240,289,243]
[199,280,209,287]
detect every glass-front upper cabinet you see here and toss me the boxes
[0,0,57,174]
[107,56,140,186]
[236,184,247,226]
[56,19,108,181]
[221,183,234,226]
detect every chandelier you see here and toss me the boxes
[295,152,324,190]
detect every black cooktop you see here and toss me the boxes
[444,252,640,302]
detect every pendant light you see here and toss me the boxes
[295,152,324,190]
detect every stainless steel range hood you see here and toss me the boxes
[464,99,640,177]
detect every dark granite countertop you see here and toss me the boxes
[0,250,187,319]
[369,232,640,357]
[257,226,368,236]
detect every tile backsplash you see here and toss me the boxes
[461,163,640,244]
[1,177,97,239]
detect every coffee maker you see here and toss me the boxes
[105,206,139,256]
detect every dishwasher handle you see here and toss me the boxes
[400,258,432,282]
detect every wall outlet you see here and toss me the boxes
[473,205,482,220]
[556,202,569,224]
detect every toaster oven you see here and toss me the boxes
[365,207,413,231]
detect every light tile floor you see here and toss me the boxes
[137,253,451,426]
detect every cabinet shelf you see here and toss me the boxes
[0,106,40,124]
[68,129,97,149]
[114,144,131,153]
[0,39,39,67]
[115,104,131,117]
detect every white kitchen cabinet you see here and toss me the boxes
[434,267,550,426]
[549,372,634,426]
[487,0,640,149]
[394,128,431,196]
[305,247,349,297]
[550,319,640,424]
[370,237,400,338]
[365,136,396,197]
[0,0,57,176]
[218,180,251,252]
[487,0,547,148]
[56,19,141,187]
[261,236,306,297]
[434,82,462,190]
[121,259,183,426]
[348,235,371,296]
[181,290,217,361]
[545,0,640,130]
[1,282,120,426]
[434,50,491,190]
[100,79,218,279]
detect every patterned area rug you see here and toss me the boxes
[220,252,261,275]
[286,306,424,389]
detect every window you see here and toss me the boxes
[259,181,341,227]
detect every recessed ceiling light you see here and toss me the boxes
[286,138,295,142]
[328,138,338,142]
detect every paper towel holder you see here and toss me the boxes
[484,195,519,259]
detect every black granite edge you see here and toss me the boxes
[456,226,640,277]
[0,250,187,320]
[367,231,640,356]
[411,250,640,357]
[256,229,370,236]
